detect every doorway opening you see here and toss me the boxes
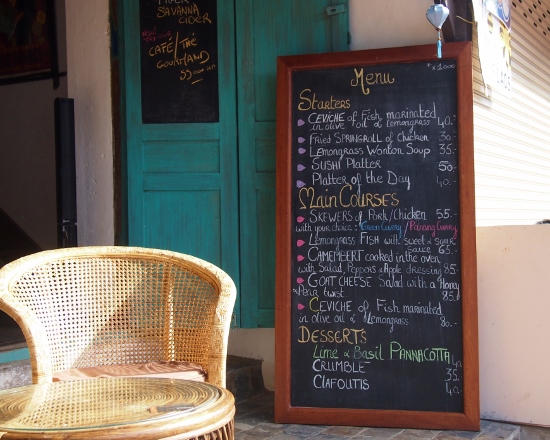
[0,208,41,348]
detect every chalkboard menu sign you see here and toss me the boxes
[275,43,479,430]
[139,0,219,123]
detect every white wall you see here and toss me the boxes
[349,0,435,51]
[477,225,550,426]
[0,0,67,250]
[65,0,114,246]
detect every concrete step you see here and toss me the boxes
[0,358,31,391]
[0,352,266,402]
[479,420,522,440]
[520,425,550,440]
[225,355,265,402]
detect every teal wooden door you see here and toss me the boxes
[120,0,240,317]
[120,0,348,327]
[236,0,349,327]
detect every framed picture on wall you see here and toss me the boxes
[0,0,60,87]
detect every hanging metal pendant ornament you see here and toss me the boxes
[426,3,450,58]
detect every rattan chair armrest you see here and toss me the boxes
[0,281,54,384]
[207,269,236,388]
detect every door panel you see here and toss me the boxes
[236,0,349,327]
[143,141,220,173]
[143,190,221,265]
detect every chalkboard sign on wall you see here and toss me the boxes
[139,0,219,123]
[275,43,479,430]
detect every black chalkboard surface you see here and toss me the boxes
[275,43,479,430]
[139,0,219,123]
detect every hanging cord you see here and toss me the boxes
[456,15,475,25]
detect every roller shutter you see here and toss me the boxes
[473,0,550,225]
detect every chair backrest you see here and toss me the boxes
[0,246,236,387]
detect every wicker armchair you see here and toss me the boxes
[0,246,236,388]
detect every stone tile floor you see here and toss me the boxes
[235,392,524,440]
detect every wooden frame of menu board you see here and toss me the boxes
[274,42,479,431]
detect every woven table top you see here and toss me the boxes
[0,377,234,439]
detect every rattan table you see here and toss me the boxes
[0,377,235,439]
